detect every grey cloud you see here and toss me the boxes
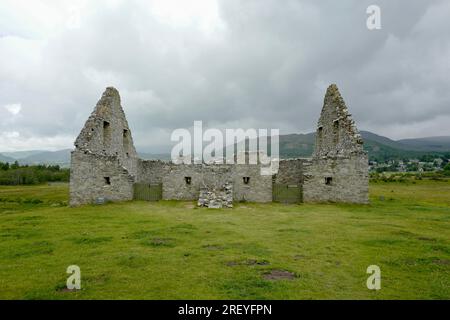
[0,0,449,152]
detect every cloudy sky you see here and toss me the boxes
[1,0,449,152]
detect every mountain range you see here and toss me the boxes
[278,131,450,161]
[1,131,450,166]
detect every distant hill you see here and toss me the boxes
[0,154,16,163]
[0,150,47,159]
[278,133,315,158]
[19,149,72,166]
[0,149,72,167]
[360,131,411,150]
[397,136,450,152]
[277,131,450,161]
[1,132,449,165]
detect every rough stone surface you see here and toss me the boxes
[70,88,138,206]
[74,87,138,176]
[70,84,368,206]
[273,159,307,185]
[70,150,134,206]
[306,84,369,204]
[198,182,233,208]
[313,84,365,158]
[302,154,369,204]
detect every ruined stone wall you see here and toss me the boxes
[313,84,364,158]
[302,154,369,204]
[304,84,369,204]
[232,165,272,202]
[162,164,233,200]
[70,84,369,206]
[70,88,139,206]
[161,163,272,202]
[274,159,307,185]
[69,150,134,206]
[74,87,139,177]
[135,160,169,184]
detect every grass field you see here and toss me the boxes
[0,180,449,300]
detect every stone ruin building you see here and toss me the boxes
[70,84,369,207]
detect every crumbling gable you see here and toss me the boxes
[314,84,364,158]
[303,84,369,204]
[74,87,138,176]
[70,88,139,206]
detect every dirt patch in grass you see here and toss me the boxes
[417,236,437,242]
[433,259,450,266]
[226,259,270,267]
[263,270,296,281]
[246,259,269,266]
[144,237,175,247]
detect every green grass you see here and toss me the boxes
[0,180,449,300]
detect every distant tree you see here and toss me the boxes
[11,161,19,169]
[0,162,69,185]
[0,162,9,171]
[407,163,419,172]
[444,163,450,171]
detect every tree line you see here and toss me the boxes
[0,161,70,185]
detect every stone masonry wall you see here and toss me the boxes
[135,160,169,185]
[162,164,233,200]
[313,84,364,158]
[161,163,272,202]
[69,150,134,206]
[273,159,307,185]
[74,87,139,177]
[302,154,369,204]
[232,164,272,202]
[303,84,369,204]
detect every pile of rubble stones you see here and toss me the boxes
[198,182,233,208]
